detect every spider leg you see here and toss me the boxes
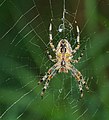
[71,66,89,97]
[72,21,80,54]
[72,48,85,63]
[45,20,56,62]
[38,65,56,85]
[41,65,58,97]
[38,64,58,97]
[46,49,56,62]
[49,20,56,52]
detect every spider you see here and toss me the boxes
[38,20,89,98]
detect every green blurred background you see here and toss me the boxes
[0,0,109,120]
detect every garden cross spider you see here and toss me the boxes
[38,20,89,98]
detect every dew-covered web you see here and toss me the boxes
[0,0,109,120]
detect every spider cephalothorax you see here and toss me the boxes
[38,21,89,98]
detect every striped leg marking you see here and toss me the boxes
[49,22,56,52]
[38,65,56,85]
[72,21,80,54]
[41,65,57,97]
[72,48,85,63]
[71,66,89,97]
[47,49,56,62]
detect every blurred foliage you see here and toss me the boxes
[0,0,109,120]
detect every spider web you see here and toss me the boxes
[0,0,109,120]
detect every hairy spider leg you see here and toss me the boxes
[46,49,56,62]
[71,66,89,97]
[72,48,85,63]
[72,21,80,54]
[49,21,56,52]
[41,65,58,97]
[45,21,56,62]
[38,65,56,85]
